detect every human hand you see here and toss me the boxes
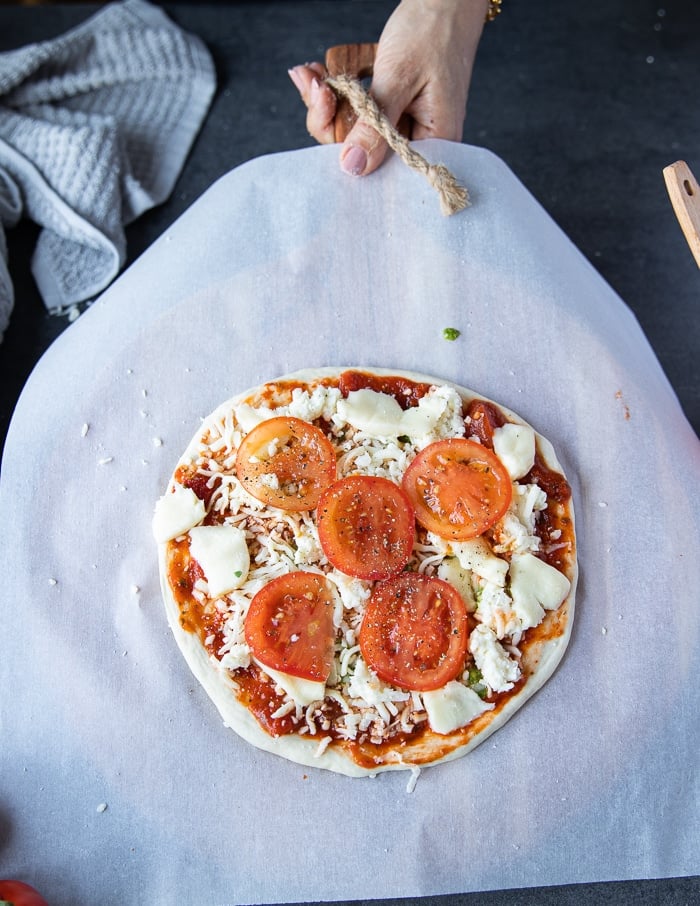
[288,0,489,177]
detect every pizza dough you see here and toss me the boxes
[153,368,577,777]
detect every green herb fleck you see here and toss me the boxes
[467,666,483,686]
[234,570,243,578]
[397,434,411,444]
[467,666,488,699]
[442,327,461,341]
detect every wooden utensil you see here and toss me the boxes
[663,160,700,269]
[324,43,412,142]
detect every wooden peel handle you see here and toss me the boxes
[663,160,700,269]
[325,43,378,143]
[324,43,412,143]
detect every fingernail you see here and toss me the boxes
[287,67,304,93]
[341,145,368,177]
[310,77,321,104]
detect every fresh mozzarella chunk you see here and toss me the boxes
[469,624,521,692]
[509,552,571,618]
[474,580,520,639]
[426,385,468,439]
[401,385,466,440]
[493,422,536,480]
[336,389,404,436]
[234,403,275,432]
[257,662,325,707]
[188,524,250,597]
[401,394,445,437]
[423,681,494,735]
[346,657,410,708]
[426,531,450,555]
[451,537,509,587]
[152,484,206,543]
[336,385,466,441]
[515,483,548,533]
[508,590,544,632]
[437,557,477,612]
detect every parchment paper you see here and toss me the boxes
[1,142,698,906]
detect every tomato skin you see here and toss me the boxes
[235,416,336,512]
[244,571,336,682]
[316,476,415,581]
[402,437,512,541]
[359,572,469,692]
[0,881,49,906]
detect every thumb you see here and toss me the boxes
[339,119,389,177]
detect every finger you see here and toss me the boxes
[287,63,325,104]
[306,77,338,145]
[339,120,389,177]
[288,65,337,145]
[338,73,415,176]
[306,61,328,80]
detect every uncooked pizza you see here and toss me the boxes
[153,368,577,777]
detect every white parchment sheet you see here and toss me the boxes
[1,143,698,906]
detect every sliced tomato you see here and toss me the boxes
[359,572,469,691]
[401,437,512,540]
[316,476,415,580]
[244,571,336,681]
[235,416,336,512]
[0,881,49,906]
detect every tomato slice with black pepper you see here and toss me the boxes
[235,416,336,512]
[359,572,469,692]
[244,571,336,681]
[402,437,512,540]
[316,476,415,581]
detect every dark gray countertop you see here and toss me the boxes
[0,2,698,904]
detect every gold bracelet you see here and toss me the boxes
[486,0,503,22]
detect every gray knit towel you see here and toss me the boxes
[0,0,216,340]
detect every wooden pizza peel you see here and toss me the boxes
[663,160,700,269]
[325,42,412,141]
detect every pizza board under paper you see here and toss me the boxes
[1,141,698,906]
